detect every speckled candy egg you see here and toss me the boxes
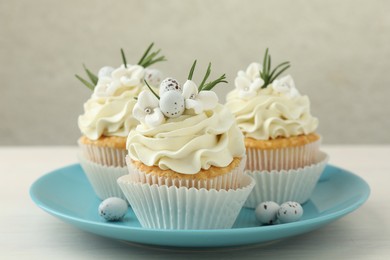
[159,90,185,118]
[277,201,303,223]
[98,197,128,221]
[159,78,182,95]
[144,68,163,87]
[255,201,280,225]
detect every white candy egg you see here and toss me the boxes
[98,197,128,221]
[255,201,280,225]
[98,66,115,78]
[277,201,303,223]
[144,68,163,87]
[159,90,185,118]
[159,78,182,95]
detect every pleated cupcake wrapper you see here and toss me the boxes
[117,174,255,230]
[244,151,329,208]
[246,137,321,171]
[125,156,246,191]
[78,139,127,167]
[78,155,128,200]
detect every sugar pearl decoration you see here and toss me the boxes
[159,78,182,95]
[98,197,128,221]
[159,90,185,118]
[144,107,152,114]
[255,201,280,225]
[277,201,303,223]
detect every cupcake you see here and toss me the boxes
[76,43,165,200]
[225,49,328,207]
[117,61,255,229]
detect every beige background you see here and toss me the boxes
[1,0,389,145]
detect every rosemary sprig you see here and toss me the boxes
[137,42,166,68]
[137,43,154,65]
[75,74,95,90]
[76,43,166,91]
[121,48,128,68]
[202,74,227,91]
[75,64,98,90]
[187,60,227,91]
[83,64,98,85]
[188,60,197,80]
[198,63,212,91]
[259,48,290,88]
[144,80,160,100]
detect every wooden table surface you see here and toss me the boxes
[1,146,388,259]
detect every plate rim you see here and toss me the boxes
[29,163,370,241]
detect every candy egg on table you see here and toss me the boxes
[277,201,303,223]
[159,90,185,118]
[255,201,280,225]
[159,78,182,95]
[98,197,128,221]
[144,68,163,87]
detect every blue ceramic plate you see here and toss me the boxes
[30,164,370,247]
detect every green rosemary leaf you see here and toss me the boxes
[83,64,98,85]
[121,48,128,68]
[262,48,269,74]
[268,61,290,81]
[267,55,271,75]
[137,43,154,65]
[144,56,167,67]
[202,74,228,91]
[140,49,160,67]
[188,60,197,80]
[259,48,291,88]
[75,74,95,90]
[138,46,166,68]
[269,64,291,82]
[185,60,227,91]
[144,80,160,100]
[198,62,212,91]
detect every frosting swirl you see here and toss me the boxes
[78,65,148,140]
[78,91,140,140]
[93,65,145,98]
[127,104,245,174]
[226,86,318,140]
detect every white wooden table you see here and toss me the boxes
[1,146,388,259]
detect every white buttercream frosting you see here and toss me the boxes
[127,104,245,174]
[235,62,264,100]
[93,65,145,98]
[79,64,155,140]
[226,76,318,140]
[78,91,140,140]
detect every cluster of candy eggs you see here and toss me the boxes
[255,201,303,225]
[158,78,186,118]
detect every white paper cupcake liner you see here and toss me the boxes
[78,139,127,167]
[117,174,255,230]
[125,156,246,190]
[246,137,321,171]
[78,155,128,200]
[244,151,329,208]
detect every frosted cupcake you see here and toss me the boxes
[117,61,255,229]
[225,49,328,207]
[76,43,165,200]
